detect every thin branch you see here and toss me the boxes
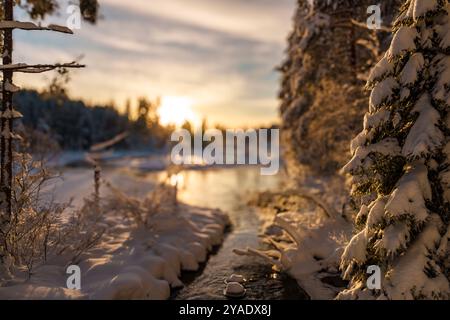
[274,215,304,246]
[0,21,73,34]
[0,62,85,74]
[350,19,391,32]
[233,248,283,269]
[282,188,338,219]
[90,132,129,152]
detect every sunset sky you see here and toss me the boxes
[14,0,296,127]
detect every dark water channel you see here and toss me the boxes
[167,167,309,300]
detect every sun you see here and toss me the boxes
[158,96,199,128]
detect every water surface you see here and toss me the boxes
[168,167,308,300]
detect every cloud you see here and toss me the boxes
[102,0,295,44]
[14,0,296,126]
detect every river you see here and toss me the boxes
[55,165,309,300]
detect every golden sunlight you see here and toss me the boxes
[158,96,200,128]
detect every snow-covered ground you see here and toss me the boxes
[235,175,353,299]
[47,150,170,172]
[266,211,351,299]
[43,167,165,208]
[2,151,352,300]
[0,166,230,300]
[0,204,229,299]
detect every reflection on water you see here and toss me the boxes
[176,167,281,231]
[162,167,308,300]
[55,165,308,299]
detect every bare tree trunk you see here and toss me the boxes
[0,1,87,276]
[0,0,13,260]
[94,163,100,212]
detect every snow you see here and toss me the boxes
[232,173,353,299]
[409,0,439,20]
[224,282,245,296]
[392,112,402,127]
[0,21,40,29]
[363,109,390,131]
[384,163,431,223]
[369,77,398,111]
[437,224,450,257]
[46,150,169,172]
[226,274,246,283]
[341,229,368,278]
[0,168,230,299]
[400,87,411,100]
[355,204,369,224]
[440,163,450,203]
[420,28,433,49]
[344,138,401,174]
[284,214,351,299]
[350,131,367,155]
[0,63,27,70]
[47,24,73,34]
[400,53,424,85]
[336,280,373,300]
[432,56,450,102]
[385,215,449,299]
[366,197,387,228]
[0,109,22,119]
[0,21,73,34]
[387,27,417,60]
[437,22,450,49]
[374,222,410,257]
[297,10,330,53]
[5,81,20,93]
[339,0,450,299]
[339,214,450,299]
[402,94,444,159]
[367,55,394,85]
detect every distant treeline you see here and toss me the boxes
[14,90,172,151]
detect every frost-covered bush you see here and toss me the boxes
[104,180,178,228]
[0,153,66,278]
[0,152,104,282]
[339,0,450,300]
[287,80,365,174]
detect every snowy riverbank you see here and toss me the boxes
[0,203,229,299]
[236,176,352,299]
[0,166,230,300]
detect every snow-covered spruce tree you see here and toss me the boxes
[279,0,402,176]
[339,0,450,299]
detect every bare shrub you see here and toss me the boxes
[104,178,177,228]
[5,152,63,275]
[57,195,105,264]
[1,152,104,280]
[16,124,61,163]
